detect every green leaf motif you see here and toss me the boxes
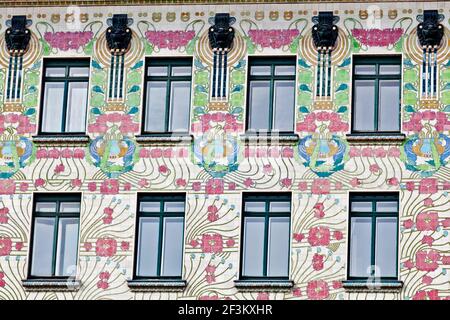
[91,93,105,107]
[298,70,313,83]
[298,92,312,106]
[335,92,349,106]
[334,69,349,83]
[126,93,140,107]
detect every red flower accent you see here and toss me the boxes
[349,147,361,157]
[0,237,12,256]
[423,198,434,207]
[120,241,130,251]
[313,202,325,218]
[312,253,325,271]
[421,235,434,246]
[281,147,294,158]
[413,289,440,300]
[0,207,9,224]
[44,31,93,51]
[403,260,414,269]
[422,275,433,285]
[263,164,273,174]
[138,178,149,188]
[332,281,343,289]
[307,227,331,247]
[419,178,438,194]
[226,238,235,247]
[387,177,399,186]
[248,29,299,49]
[293,233,304,242]
[293,288,302,297]
[207,205,219,222]
[88,182,97,192]
[15,242,23,251]
[145,30,195,50]
[84,242,93,251]
[280,178,292,188]
[206,179,224,195]
[312,179,330,195]
[416,250,440,272]
[0,180,16,195]
[192,182,202,191]
[97,280,109,289]
[403,219,414,229]
[100,179,119,195]
[189,239,199,248]
[405,181,415,191]
[96,238,117,257]
[99,271,110,280]
[201,234,223,254]
[0,272,5,287]
[71,179,82,188]
[34,178,45,188]
[176,178,187,187]
[306,280,329,300]
[351,28,403,47]
[228,182,236,191]
[243,178,254,188]
[158,165,169,174]
[369,164,380,173]
[19,182,29,192]
[333,230,343,241]
[256,292,269,300]
[416,212,439,231]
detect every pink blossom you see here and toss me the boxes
[293,233,304,242]
[145,30,195,50]
[293,288,302,297]
[361,147,373,157]
[100,179,119,194]
[228,182,236,191]
[419,178,438,194]
[280,178,292,188]
[369,164,380,173]
[189,239,199,248]
[349,147,361,157]
[312,179,330,195]
[256,292,269,300]
[158,165,169,174]
[226,238,235,247]
[413,290,440,300]
[263,164,273,174]
[307,280,329,300]
[421,235,434,246]
[0,272,5,287]
[71,179,82,188]
[298,182,308,191]
[206,179,224,195]
[138,179,149,188]
[44,31,93,51]
[0,237,12,256]
[97,280,109,289]
[96,238,117,257]
[120,241,130,251]
[84,242,93,251]
[61,148,73,158]
[88,182,97,192]
[54,164,65,174]
[248,29,299,49]
[374,147,386,158]
[351,28,403,47]
[403,219,414,229]
[442,218,450,228]
[314,202,325,218]
[416,212,439,231]
[387,177,399,186]
[416,250,440,272]
[36,149,48,159]
[176,178,187,187]
[73,149,85,159]
[405,181,415,191]
[332,281,343,289]
[350,178,362,187]
[281,147,294,158]
[34,178,45,188]
[123,182,132,191]
[335,182,343,190]
[15,242,23,251]
[0,207,10,224]
[312,253,325,271]
[48,149,60,159]
[333,230,343,241]
[308,227,331,246]
[192,182,202,191]
[201,234,223,254]
[387,147,400,157]
[0,180,16,194]
[403,260,414,269]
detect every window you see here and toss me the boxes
[29,194,81,278]
[352,56,401,133]
[134,194,185,279]
[240,193,291,279]
[247,57,296,133]
[348,193,399,280]
[40,59,90,134]
[143,58,192,133]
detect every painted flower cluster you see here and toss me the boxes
[248,29,299,49]
[44,31,93,51]
[145,30,195,50]
[351,28,403,47]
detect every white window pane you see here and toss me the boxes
[376,201,397,212]
[31,217,55,276]
[145,81,167,132]
[60,202,81,213]
[66,82,88,132]
[273,80,295,131]
[267,217,290,277]
[136,217,160,277]
[69,67,90,77]
[46,67,66,77]
[172,66,191,76]
[378,80,400,132]
[161,217,184,277]
[375,217,397,277]
[354,65,376,75]
[245,202,266,212]
[351,202,372,212]
[349,217,372,277]
[36,202,57,212]
[164,202,185,212]
[55,218,79,276]
[275,65,295,76]
[379,65,400,75]
[140,202,160,212]
[250,65,271,76]
[169,81,190,132]
[248,81,270,131]
[353,80,375,131]
[269,201,291,212]
[148,66,168,76]
[42,82,64,132]
[242,217,265,277]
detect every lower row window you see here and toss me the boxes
[27,192,399,283]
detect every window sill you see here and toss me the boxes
[32,135,91,145]
[22,279,81,291]
[127,279,187,292]
[240,133,299,144]
[135,134,193,145]
[234,279,294,292]
[342,280,403,293]
[346,133,406,145]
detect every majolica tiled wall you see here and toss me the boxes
[0,1,449,300]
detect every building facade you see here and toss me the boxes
[0,0,449,300]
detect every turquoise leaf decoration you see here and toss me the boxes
[127,107,139,114]
[128,85,140,93]
[336,106,348,113]
[24,108,36,116]
[442,83,450,91]
[403,59,415,68]
[195,85,207,93]
[298,58,311,69]
[91,107,102,115]
[443,105,450,112]
[131,61,143,70]
[194,59,206,70]
[231,107,243,114]
[338,57,351,68]
[28,86,37,93]
[234,60,246,69]
[404,105,416,113]
[298,106,310,113]
[404,83,417,92]
[232,84,243,93]
[299,84,312,92]
[92,85,104,94]
[335,83,348,92]
[91,60,103,70]
[194,106,206,115]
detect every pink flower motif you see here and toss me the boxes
[350,178,361,187]
[88,182,97,192]
[139,148,150,158]
[100,179,119,195]
[280,178,292,188]
[158,165,169,174]
[199,295,219,300]
[0,272,5,287]
[228,182,236,191]
[312,253,325,271]
[419,178,438,194]
[0,237,12,256]
[97,280,109,289]
[176,178,187,187]
[248,29,299,49]
[206,179,224,195]
[84,242,93,251]
[243,178,254,188]
[416,212,439,231]
[361,147,373,157]
[102,216,113,224]
[145,30,196,50]
[256,292,269,300]
[192,182,202,191]
[374,147,386,158]
[351,28,403,47]
[333,230,343,241]
[226,238,235,247]
[120,241,130,251]
[312,179,330,195]
[71,179,82,188]
[405,181,415,191]
[416,250,440,272]
[34,178,45,188]
[96,238,117,257]
[369,164,380,173]
[0,207,9,224]
[263,164,273,174]
[0,180,16,194]
[443,181,450,190]
[15,242,23,251]
[207,205,219,222]
[307,280,329,300]
[421,235,434,246]
[205,274,216,283]
[99,271,110,280]
[403,219,414,229]
[293,233,304,242]
[335,182,343,190]
[413,290,440,300]
[387,177,399,186]
[308,227,331,247]
[201,234,223,254]
[281,147,294,158]
[123,182,132,191]
[36,149,48,159]
[54,164,65,174]
[332,281,342,289]
[73,149,85,159]
[48,149,60,159]
[44,31,93,51]
[349,147,361,157]
[298,182,308,191]
[314,202,325,218]
[19,182,28,192]
[163,148,173,158]
[403,260,414,269]
[293,288,302,297]
[61,148,73,158]
[387,147,400,157]
[442,218,450,228]
[150,148,163,158]
[442,256,450,265]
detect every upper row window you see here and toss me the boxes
[38,56,401,136]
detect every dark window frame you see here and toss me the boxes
[133,193,186,280]
[347,192,399,282]
[351,55,402,134]
[246,56,296,134]
[38,58,90,135]
[141,58,193,135]
[28,193,81,279]
[239,192,292,281]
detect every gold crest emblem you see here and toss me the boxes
[80,13,89,23]
[181,12,190,22]
[51,14,60,24]
[152,12,162,23]
[255,11,264,21]
[269,11,279,21]
[388,9,397,20]
[284,11,293,21]
[359,10,368,20]
[166,12,176,22]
